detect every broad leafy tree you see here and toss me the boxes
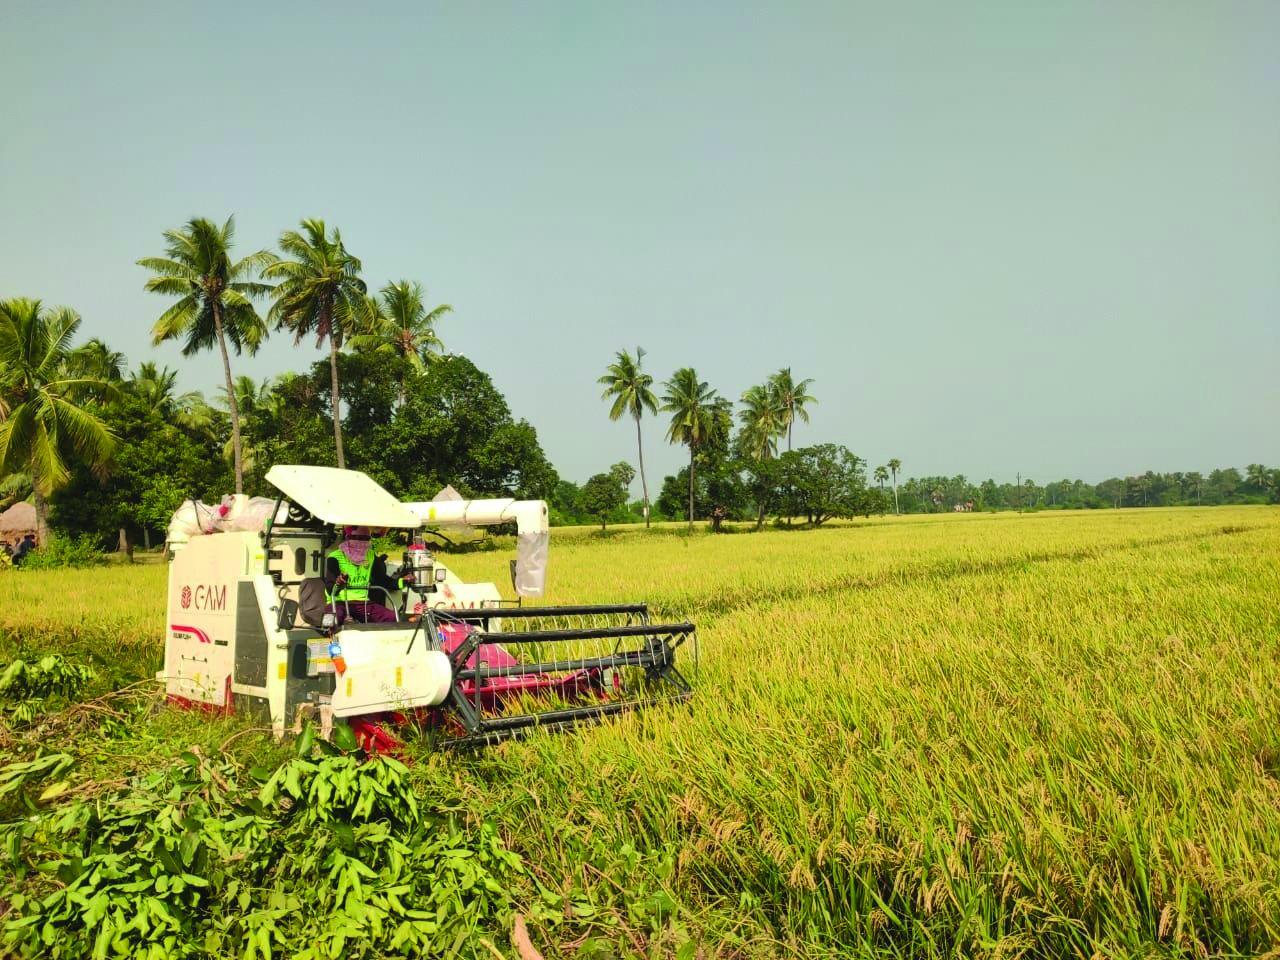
[738,450,785,530]
[599,348,659,527]
[0,299,116,543]
[769,367,817,452]
[139,216,273,493]
[52,392,230,554]
[369,355,558,500]
[579,468,629,531]
[351,281,451,410]
[656,433,744,532]
[780,444,876,525]
[661,368,723,529]
[265,219,366,469]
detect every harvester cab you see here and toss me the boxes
[162,465,695,750]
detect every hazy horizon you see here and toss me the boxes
[3,1,1277,488]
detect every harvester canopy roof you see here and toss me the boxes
[265,465,420,529]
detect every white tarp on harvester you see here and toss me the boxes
[514,530,548,597]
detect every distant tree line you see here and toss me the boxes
[3,214,1274,551]
[876,467,1279,514]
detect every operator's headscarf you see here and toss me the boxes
[339,526,372,566]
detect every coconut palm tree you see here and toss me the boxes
[129,361,187,416]
[661,367,721,529]
[67,338,127,384]
[599,348,659,527]
[139,216,273,494]
[0,471,32,511]
[264,219,366,469]
[1246,463,1271,496]
[769,368,816,452]
[738,382,785,461]
[0,299,116,543]
[1184,471,1204,505]
[887,457,902,514]
[351,281,451,411]
[216,376,275,477]
[874,465,889,491]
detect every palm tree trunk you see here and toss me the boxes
[635,416,650,529]
[687,446,695,530]
[329,334,345,469]
[892,472,899,515]
[213,305,244,494]
[30,456,50,547]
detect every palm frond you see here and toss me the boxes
[423,303,452,325]
[0,402,38,475]
[229,280,274,298]
[151,295,198,345]
[144,276,198,297]
[137,257,197,279]
[232,249,278,278]
[49,394,115,470]
[261,260,309,281]
[37,308,82,381]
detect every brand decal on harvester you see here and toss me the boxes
[172,624,224,646]
[180,584,228,611]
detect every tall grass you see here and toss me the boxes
[2,507,1277,957]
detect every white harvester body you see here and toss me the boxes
[162,466,545,735]
[162,466,694,749]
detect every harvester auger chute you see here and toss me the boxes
[160,466,696,752]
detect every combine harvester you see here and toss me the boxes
[162,466,695,750]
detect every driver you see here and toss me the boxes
[324,526,412,623]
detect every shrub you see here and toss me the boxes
[0,655,95,727]
[1,730,527,959]
[16,534,108,570]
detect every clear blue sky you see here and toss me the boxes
[3,1,1277,487]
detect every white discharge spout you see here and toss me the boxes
[402,498,549,597]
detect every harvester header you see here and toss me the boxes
[161,466,694,750]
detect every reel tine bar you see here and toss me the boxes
[425,603,695,748]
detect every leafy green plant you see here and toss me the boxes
[0,753,74,804]
[0,655,95,729]
[2,727,528,959]
[16,535,107,570]
[0,655,94,701]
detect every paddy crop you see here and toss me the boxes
[2,507,1277,958]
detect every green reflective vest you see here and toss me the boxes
[326,548,372,603]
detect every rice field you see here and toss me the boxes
[2,506,1278,958]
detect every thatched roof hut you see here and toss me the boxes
[0,502,36,544]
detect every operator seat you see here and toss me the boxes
[298,577,331,629]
